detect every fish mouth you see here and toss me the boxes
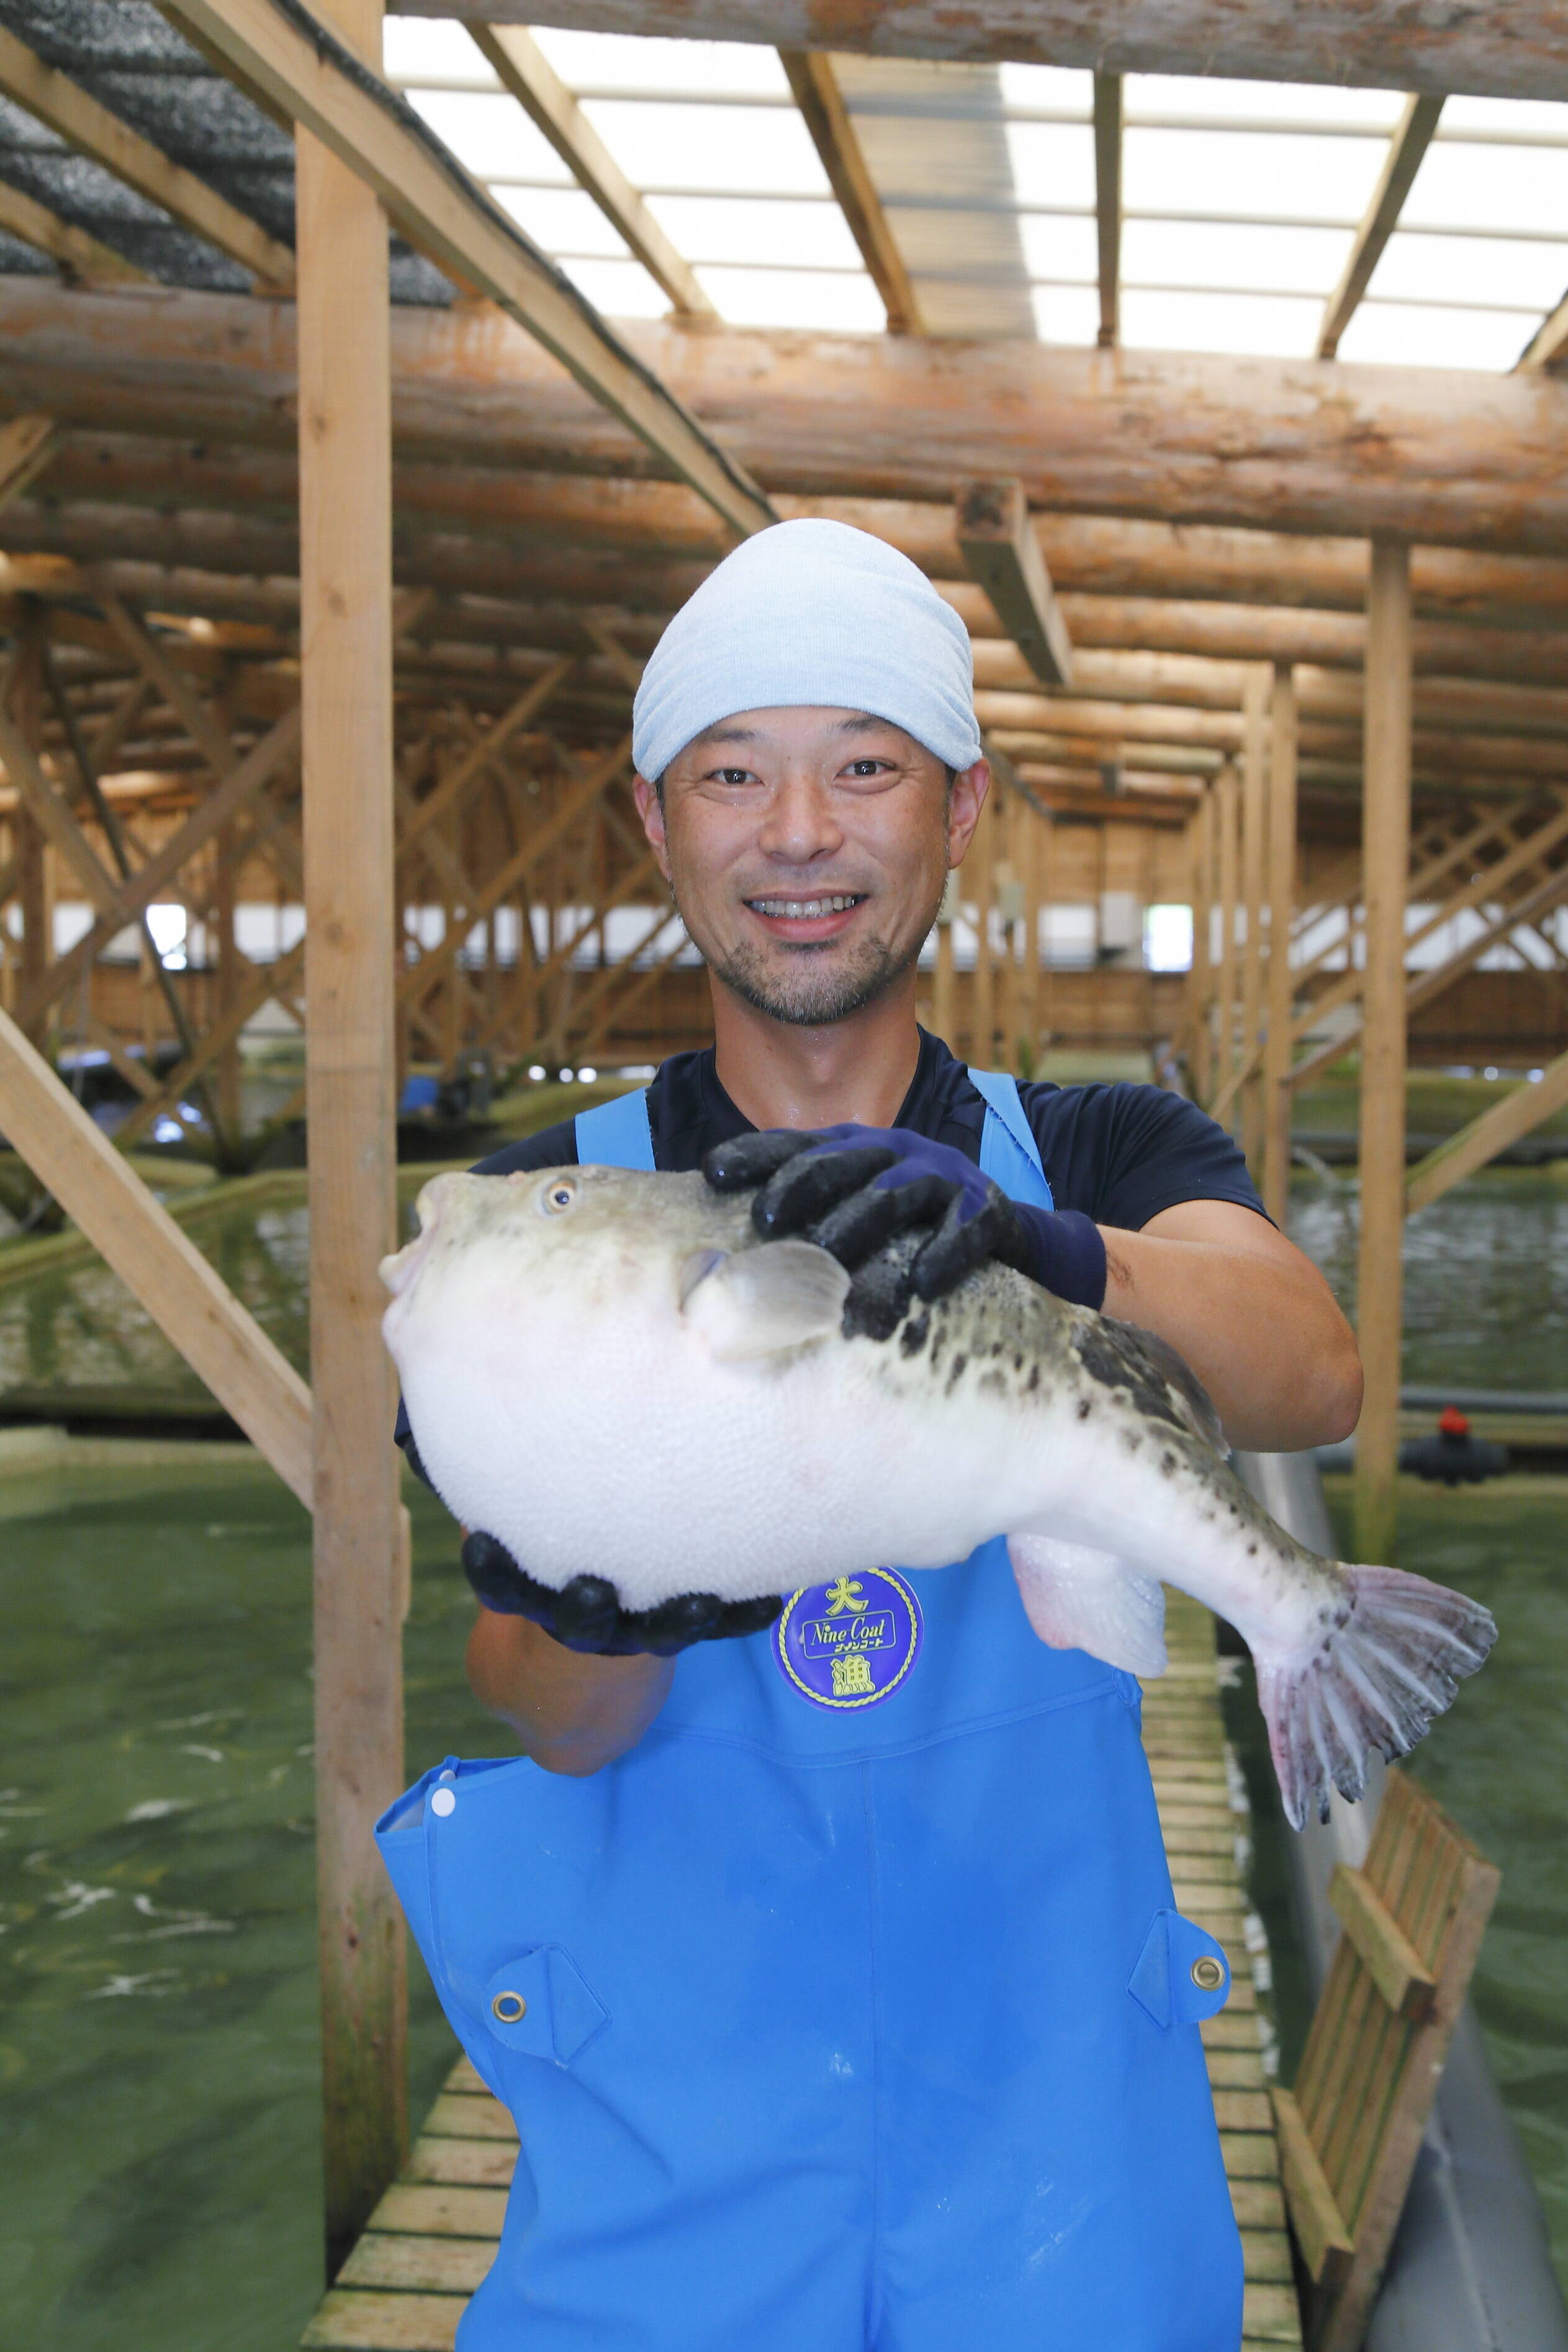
[379,1184,443,1297]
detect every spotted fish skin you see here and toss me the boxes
[381,1163,1495,1829]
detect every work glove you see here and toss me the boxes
[462,1528,783,1657]
[702,1124,1107,1337]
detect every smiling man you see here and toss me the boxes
[386,521,1361,2352]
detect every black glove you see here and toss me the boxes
[462,1530,782,1657]
[703,1123,1106,1338]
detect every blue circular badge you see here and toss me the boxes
[774,1568,923,1710]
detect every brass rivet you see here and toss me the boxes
[1190,1955,1225,1992]
[491,1990,526,2023]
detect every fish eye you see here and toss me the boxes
[541,1178,579,1216]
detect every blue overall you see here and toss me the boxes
[377,1075,1243,2351]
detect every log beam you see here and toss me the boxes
[403,1,1568,108]
[7,282,1568,552]
[778,48,922,335]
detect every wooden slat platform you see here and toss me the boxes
[304,1593,1301,2349]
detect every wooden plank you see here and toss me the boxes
[13,703,301,1034]
[1238,667,1268,1168]
[302,2289,461,2351]
[1352,537,1412,1564]
[369,2183,507,2239]
[1261,662,1297,1224]
[421,2093,518,2142]
[0,1006,312,1501]
[1318,97,1444,360]
[0,23,294,291]
[0,702,120,913]
[1231,2178,1289,2230]
[472,24,714,320]
[0,178,150,284]
[296,0,407,2271]
[1271,2086,1354,2289]
[1242,2227,1295,2284]
[338,2233,495,2293]
[1329,1863,1437,2021]
[957,479,1074,689]
[0,413,58,509]
[159,0,775,541]
[1092,72,1121,349]
[778,48,922,335]
[1244,2280,1309,2344]
[403,2137,517,2189]
[1407,1043,1568,1210]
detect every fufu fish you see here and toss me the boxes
[381,1163,1494,1829]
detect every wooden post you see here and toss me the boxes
[932,879,955,1048]
[1240,670,1268,1170]
[1353,539,1413,1565]
[295,0,407,2279]
[1021,802,1043,1070]
[11,623,48,1048]
[214,823,242,1154]
[1189,786,1215,1104]
[1214,760,1240,1117]
[971,786,995,1065]
[1263,663,1299,1223]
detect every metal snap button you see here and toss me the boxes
[430,1786,456,1818]
[1190,1955,1225,1992]
[491,1990,526,2023]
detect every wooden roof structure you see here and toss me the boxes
[0,0,1561,2310]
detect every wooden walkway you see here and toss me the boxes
[304,1593,1301,2350]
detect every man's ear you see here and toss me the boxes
[945,759,990,868]
[631,772,672,880]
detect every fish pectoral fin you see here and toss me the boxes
[1007,1533,1168,1677]
[680,1240,850,1361]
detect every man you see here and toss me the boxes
[385,520,1361,2352]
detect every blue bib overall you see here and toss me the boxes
[378,1076,1243,2352]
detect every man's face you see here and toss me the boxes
[633,708,987,1029]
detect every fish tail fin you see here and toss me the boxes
[1256,1565,1495,1832]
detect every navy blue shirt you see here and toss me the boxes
[469,1029,1266,1232]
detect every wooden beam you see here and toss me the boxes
[0,413,58,508]
[1262,663,1297,1222]
[1317,96,1443,362]
[0,178,152,285]
[1238,669,1268,1169]
[12,704,302,1034]
[0,702,121,914]
[957,479,1073,691]
[22,286,1568,554]
[469,24,714,320]
[1270,2088,1354,2290]
[0,1002,312,1500]
[1519,286,1568,374]
[1407,1045,1568,1212]
[778,48,922,335]
[1328,1863,1437,2022]
[0,24,294,292]
[1353,536,1412,1566]
[1092,73,1121,351]
[294,0,407,2273]
[400,2,1568,107]
[158,0,775,541]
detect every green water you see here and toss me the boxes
[0,1455,505,2350]
[0,1169,1564,2338]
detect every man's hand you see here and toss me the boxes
[463,1530,782,1656]
[702,1124,1106,1334]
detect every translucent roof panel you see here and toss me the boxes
[577,101,829,197]
[645,194,862,271]
[1124,128,1386,222]
[1335,302,1539,371]
[1120,287,1323,357]
[1367,230,1568,312]
[383,19,1568,364]
[1122,218,1351,295]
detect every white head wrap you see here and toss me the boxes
[631,518,983,781]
